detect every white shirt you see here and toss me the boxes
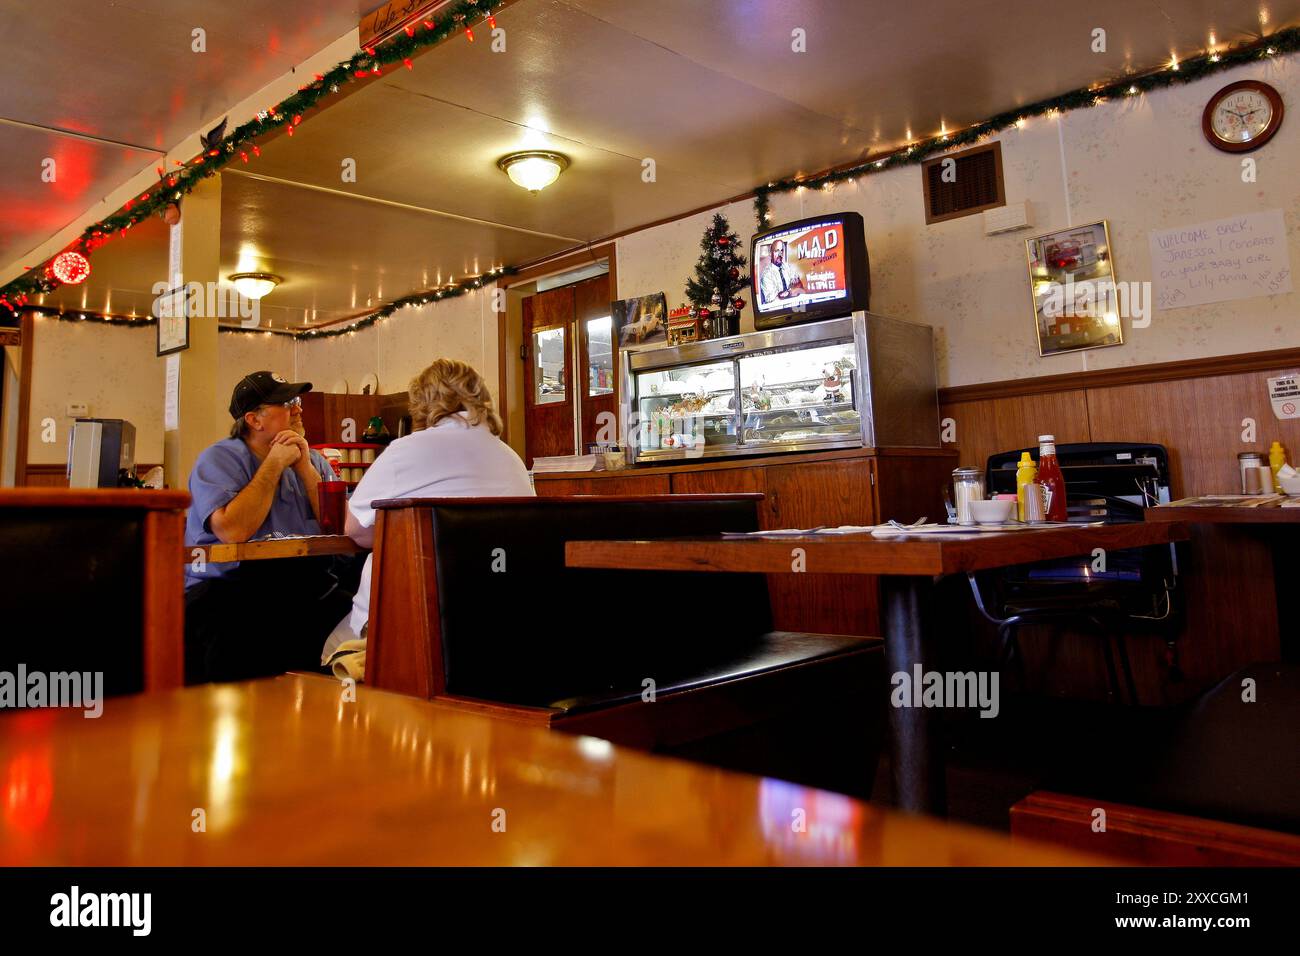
[344,414,534,637]
[759,260,801,305]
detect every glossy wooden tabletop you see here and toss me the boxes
[1146,501,1300,524]
[566,522,1190,577]
[0,675,1101,867]
[184,534,363,564]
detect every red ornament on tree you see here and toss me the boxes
[698,307,711,319]
[51,251,91,285]
[717,236,730,246]
[728,267,740,280]
[733,297,745,310]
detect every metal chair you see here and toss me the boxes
[967,442,1182,705]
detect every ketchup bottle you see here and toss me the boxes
[1036,435,1069,522]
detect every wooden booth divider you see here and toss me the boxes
[0,488,189,693]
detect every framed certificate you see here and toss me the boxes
[155,285,190,356]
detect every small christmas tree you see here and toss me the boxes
[685,213,749,337]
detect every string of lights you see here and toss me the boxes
[752,29,1299,228]
[0,0,510,319]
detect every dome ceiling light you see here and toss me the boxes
[228,272,283,300]
[497,151,569,193]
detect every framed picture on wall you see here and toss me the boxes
[1024,220,1123,357]
[155,285,190,356]
[611,292,668,352]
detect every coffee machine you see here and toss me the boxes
[67,418,136,488]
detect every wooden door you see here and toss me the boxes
[523,287,576,467]
[573,274,616,449]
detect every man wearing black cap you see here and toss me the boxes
[183,371,354,683]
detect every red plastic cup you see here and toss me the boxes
[318,481,348,535]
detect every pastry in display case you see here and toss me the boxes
[739,341,861,447]
[622,311,938,463]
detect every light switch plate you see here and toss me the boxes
[66,402,88,417]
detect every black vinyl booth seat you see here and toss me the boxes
[1048,662,1300,835]
[1,509,145,697]
[545,631,871,714]
[415,496,878,714]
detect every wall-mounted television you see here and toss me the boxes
[750,211,870,329]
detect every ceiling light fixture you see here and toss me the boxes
[228,272,282,300]
[497,151,569,192]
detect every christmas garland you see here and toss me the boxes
[0,0,511,324]
[14,266,515,338]
[22,307,297,335]
[298,266,517,339]
[752,28,1300,228]
[7,13,1294,340]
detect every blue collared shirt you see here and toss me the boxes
[184,437,335,588]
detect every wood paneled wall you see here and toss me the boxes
[939,349,1300,499]
[25,463,163,489]
[938,350,1300,704]
[300,391,405,445]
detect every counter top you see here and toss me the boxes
[532,445,953,480]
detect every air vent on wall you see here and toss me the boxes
[921,142,1006,225]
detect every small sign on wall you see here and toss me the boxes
[1149,209,1293,311]
[164,353,180,431]
[1268,373,1300,421]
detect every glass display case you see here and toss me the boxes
[622,311,938,463]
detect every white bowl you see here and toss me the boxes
[969,499,1017,524]
[1279,473,1300,495]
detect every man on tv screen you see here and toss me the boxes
[758,240,805,306]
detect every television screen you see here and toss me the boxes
[750,212,868,328]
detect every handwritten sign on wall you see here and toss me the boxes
[1148,209,1292,311]
[360,0,433,47]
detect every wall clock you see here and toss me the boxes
[1202,80,1284,152]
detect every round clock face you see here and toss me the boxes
[1203,81,1283,152]
[1212,89,1273,143]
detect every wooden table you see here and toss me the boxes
[0,674,1102,867]
[1145,499,1300,524]
[567,522,1190,816]
[184,534,363,564]
[1147,500,1299,660]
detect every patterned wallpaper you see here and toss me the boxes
[617,57,1299,388]
[27,321,301,465]
[294,288,495,400]
[27,318,165,464]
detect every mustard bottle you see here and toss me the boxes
[1269,441,1287,493]
[1015,451,1037,521]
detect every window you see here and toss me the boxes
[587,316,614,395]
[533,327,567,404]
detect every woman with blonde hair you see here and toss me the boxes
[324,359,533,671]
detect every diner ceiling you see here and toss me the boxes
[0,0,369,271]
[17,0,1300,329]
